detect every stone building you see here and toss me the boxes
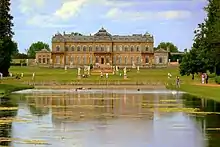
[36,27,169,68]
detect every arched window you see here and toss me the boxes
[56,46,60,51]
[95,57,99,63]
[125,46,128,51]
[145,46,149,51]
[77,46,80,51]
[89,46,92,51]
[83,46,86,51]
[71,46,75,51]
[65,45,69,51]
[131,46,134,52]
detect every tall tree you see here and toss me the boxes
[27,41,50,58]
[0,0,14,76]
[156,42,179,52]
[204,0,220,75]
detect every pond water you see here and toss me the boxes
[0,89,220,147]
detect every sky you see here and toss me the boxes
[11,0,208,53]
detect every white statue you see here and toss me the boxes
[116,66,118,71]
[77,67,81,76]
[132,61,136,68]
[9,73,12,77]
[137,66,140,73]
[65,65,67,71]
[21,73,23,77]
[87,66,90,75]
[124,67,127,76]
[106,73,108,78]
[32,72,35,80]
[26,59,29,66]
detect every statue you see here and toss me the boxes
[78,67,81,76]
[137,66,140,73]
[132,61,136,68]
[87,66,90,75]
[123,67,127,79]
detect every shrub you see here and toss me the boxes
[209,73,216,78]
[89,64,93,70]
[215,76,220,84]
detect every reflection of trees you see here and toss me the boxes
[182,94,220,147]
[27,97,49,117]
[0,96,18,146]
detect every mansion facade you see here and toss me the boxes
[36,27,169,68]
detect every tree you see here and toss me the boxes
[156,42,179,52]
[11,41,19,58]
[204,0,220,75]
[0,0,14,76]
[27,41,50,58]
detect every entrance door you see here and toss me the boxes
[101,57,104,64]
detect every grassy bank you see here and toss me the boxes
[0,84,33,97]
[167,83,220,102]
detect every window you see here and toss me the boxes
[131,57,133,64]
[145,46,149,51]
[113,56,116,64]
[107,46,110,52]
[106,57,109,63]
[136,46,140,51]
[136,57,140,64]
[145,57,149,63]
[96,46,99,51]
[159,57,163,63]
[47,58,50,64]
[70,56,74,64]
[119,45,122,51]
[95,57,99,63]
[71,46,75,51]
[125,46,128,51]
[65,45,69,51]
[83,46,86,51]
[116,45,119,51]
[56,46,60,51]
[131,46,134,52]
[125,57,127,64]
[101,46,104,51]
[89,46,92,51]
[89,56,93,63]
[118,56,121,64]
[66,56,69,64]
[56,56,60,64]
[77,46,80,51]
[77,56,80,64]
[83,56,86,64]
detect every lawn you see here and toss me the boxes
[0,66,219,101]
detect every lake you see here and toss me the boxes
[0,89,220,147]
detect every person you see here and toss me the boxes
[176,76,180,88]
[201,73,205,84]
[206,73,209,84]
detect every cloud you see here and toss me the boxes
[105,8,191,21]
[54,0,88,20]
[19,0,45,13]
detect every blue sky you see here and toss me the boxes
[11,0,208,53]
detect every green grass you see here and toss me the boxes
[0,66,219,101]
[0,84,33,97]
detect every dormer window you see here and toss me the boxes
[56,46,60,51]
[77,46,81,51]
[65,45,69,51]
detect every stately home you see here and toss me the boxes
[36,27,169,68]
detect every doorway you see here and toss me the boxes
[101,57,104,64]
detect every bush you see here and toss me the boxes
[215,76,220,84]
[11,63,27,66]
[89,64,93,70]
[209,73,216,78]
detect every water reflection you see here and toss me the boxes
[0,91,220,146]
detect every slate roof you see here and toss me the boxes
[52,27,154,43]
